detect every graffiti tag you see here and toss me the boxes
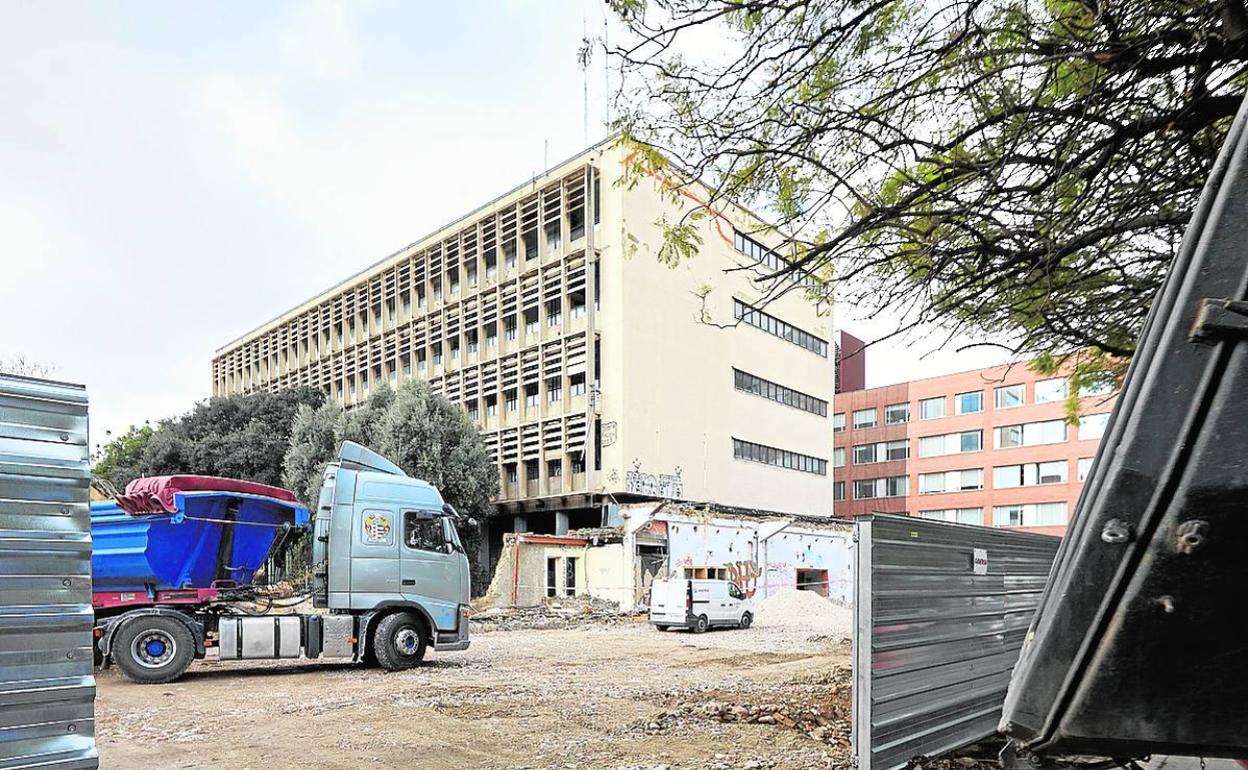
[724,560,762,598]
[624,459,684,499]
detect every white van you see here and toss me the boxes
[649,578,753,633]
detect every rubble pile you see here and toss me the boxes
[637,667,853,750]
[754,589,853,640]
[470,597,644,632]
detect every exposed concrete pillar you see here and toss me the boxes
[554,511,570,536]
[513,515,528,533]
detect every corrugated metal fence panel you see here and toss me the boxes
[852,515,1059,770]
[0,375,97,769]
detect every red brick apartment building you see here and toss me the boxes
[832,362,1117,536]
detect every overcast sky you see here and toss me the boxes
[0,0,1006,455]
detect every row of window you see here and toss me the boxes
[733,300,828,357]
[832,439,908,467]
[833,377,1115,431]
[733,369,828,417]
[836,458,1096,501]
[851,475,908,500]
[917,502,1068,528]
[732,438,828,475]
[733,231,815,288]
[911,416,1109,458]
[502,455,588,484]
[915,458,1094,493]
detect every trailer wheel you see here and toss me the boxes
[693,614,709,634]
[112,617,195,684]
[373,612,427,671]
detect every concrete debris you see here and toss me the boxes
[636,667,853,751]
[471,596,643,632]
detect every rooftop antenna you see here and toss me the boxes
[544,139,549,171]
[603,11,611,131]
[581,14,590,147]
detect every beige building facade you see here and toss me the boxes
[212,140,836,564]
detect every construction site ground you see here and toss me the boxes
[95,615,852,770]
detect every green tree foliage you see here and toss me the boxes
[137,386,326,487]
[283,380,499,589]
[91,424,154,489]
[608,1,1248,378]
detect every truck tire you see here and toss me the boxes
[739,612,753,630]
[654,624,669,632]
[372,612,427,671]
[693,614,709,634]
[112,616,195,684]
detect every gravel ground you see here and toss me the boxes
[95,618,851,769]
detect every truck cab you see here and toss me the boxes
[312,441,471,658]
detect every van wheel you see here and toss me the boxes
[739,612,753,630]
[693,615,709,634]
[112,617,195,684]
[654,624,669,632]
[373,612,427,671]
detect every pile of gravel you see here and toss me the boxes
[753,590,853,639]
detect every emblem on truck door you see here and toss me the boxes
[362,511,393,545]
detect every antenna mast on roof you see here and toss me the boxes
[603,12,611,131]
[582,14,590,147]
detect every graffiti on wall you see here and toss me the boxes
[724,560,762,598]
[601,421,618,447]
[624,459,684,499]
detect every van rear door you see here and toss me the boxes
[649,579,689,625]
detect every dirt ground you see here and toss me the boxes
[95,618,852,770]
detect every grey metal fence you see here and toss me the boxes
[0,375,97,769]
[852,514,1059,770]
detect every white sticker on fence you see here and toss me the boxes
[973,548,988,575]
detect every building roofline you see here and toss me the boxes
[840,357,1047,396]
[215,133,621,355]
[654,499,851,527]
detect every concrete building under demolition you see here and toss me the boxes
[483,502,853,611]
[211,139,837,572]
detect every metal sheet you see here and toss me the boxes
[999,95,1248,760]
[321,614,355,658]
[0,375,97,769]
[852,514,1059,770]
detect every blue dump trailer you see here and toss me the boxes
[92,442,471,684]
[91,489,309,594]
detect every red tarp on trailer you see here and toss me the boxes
[115,475,299,515]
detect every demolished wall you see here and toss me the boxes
[658,506,853,603]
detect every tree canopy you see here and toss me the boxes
[92,386,326,490]
[91,424,154,490]
[283,380,499,587]
[608,0,1248,371]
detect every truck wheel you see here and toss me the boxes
[654,624,669,632]
[373,612,427,671]
[693,615,709,634]
[739,612,753,630]
[112,617,195,684]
